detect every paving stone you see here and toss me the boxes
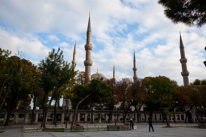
[0,123,205,137]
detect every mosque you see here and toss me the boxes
[63,14,191,119]
[71,14,138,83]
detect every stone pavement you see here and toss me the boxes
[0,123,205,137]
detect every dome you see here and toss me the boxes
[91,68,107,80]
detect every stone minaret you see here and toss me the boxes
[179,32,189,86]
[133,50,138,82]
[72,41,77,71]
[84,13,93,82]
[113,64,116,81]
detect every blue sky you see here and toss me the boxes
[1,0,206,86]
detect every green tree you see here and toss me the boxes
[38,48,76,128]
[0,48,21,110]
[4,57,32,126]
[104,78,117,123]
[158,0,206,27]
[70,79,112,127]
[146,76,175,126]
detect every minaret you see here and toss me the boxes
[179,32,189,86]
[84,13,93,83]
[133,50,138,82]
[113,64,116,81]
[72,41,77,71]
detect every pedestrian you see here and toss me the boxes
[148,118,154,132]
[130,119,134,130]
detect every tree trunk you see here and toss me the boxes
[136,103,142,123]
[53,100,57,125]
[4,112,11,126]
[41,92,52,128]
[71,92,93,127]
[165,115,170,127]
[31,95,37,125]
[150,111,153,122]
[41,109,48,128]
[173,113,176,123]
[185,112,188,123]
[91,107,94,124]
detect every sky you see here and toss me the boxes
[1,0,206,86]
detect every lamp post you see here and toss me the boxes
[204,47,206,66]
[115,106,117,125]
[65,99,69,129]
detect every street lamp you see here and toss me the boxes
[204,47,206,66]
[65,99,69,129]
[115,106,117,126]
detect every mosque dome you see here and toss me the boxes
[91,68,107,80]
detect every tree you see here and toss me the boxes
[158,0,206,27]
[145,76,175,126]
[70,79,112,127]
[0,49,21,110]
[28,65,44,125]
[115,78,133,123]
[75,71,88,85]
[3,57,32,126]
[38,48,76,128]
[104,78,117,123]
[130,79,147,123]
[176,86,193,123]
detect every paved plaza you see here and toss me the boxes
[0,123,205,137]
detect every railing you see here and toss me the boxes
[24,126,42,132]
[170,123,198,128]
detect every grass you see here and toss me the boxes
[43,128,64,132]
[0,131,5,133]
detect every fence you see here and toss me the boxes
[24,124,134,132]
[24,126,42,132]
[170,123,198,128]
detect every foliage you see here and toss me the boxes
[4,57,34,125]
[70,79,112,126]
[0,49,21,110]
[38,48,76,128]
[158,0,206,27]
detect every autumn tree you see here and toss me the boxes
[129,79,147,123]
[115,78,133,123]
[176,86,193,123]
[70,79,112,127]
[158,0,206,27]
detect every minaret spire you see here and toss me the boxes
[179,32,189,86]
[72,40,77,71]
[113,64,116,81]
[84,13,93,83]
[133,50,138,82]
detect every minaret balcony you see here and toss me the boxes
[133,68,137,71]
[85,44,93,50]
[181,71,189,76]
[72,61,77,65]
[180,58,187,63]
[84,60,93,66]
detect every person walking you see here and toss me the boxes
[148,118,154,132]
[130,119,134,130]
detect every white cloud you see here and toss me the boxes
[48,35,59,41]
[1,0,206,86]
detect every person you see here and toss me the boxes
[130,119,134,130]
[148,118,154,132]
